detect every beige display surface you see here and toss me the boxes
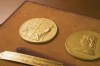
[0,2,100,66]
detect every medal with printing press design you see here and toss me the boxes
[19,18,57,43]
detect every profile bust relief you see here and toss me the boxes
[78,34,97,56]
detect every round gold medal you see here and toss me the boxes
[65,31,100,60]
[19,18,57,43]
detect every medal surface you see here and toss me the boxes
[65,31,100,60]
[19,18,57,43]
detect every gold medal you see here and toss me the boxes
[65,31,100,60]
[19,18,57,43]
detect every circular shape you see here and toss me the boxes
[65,31,100,60]
[19,18,57,43]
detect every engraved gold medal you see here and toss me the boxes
[65,31,100,60]
[19,18,57,43]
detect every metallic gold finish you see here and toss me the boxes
[19,18,57,43]
[0,51,64,66]
[65,31,100,60]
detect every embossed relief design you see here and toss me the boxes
[78,34,97,56]
[30,25,54,41]
[22,22,41,36]
[22,22,54,41]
